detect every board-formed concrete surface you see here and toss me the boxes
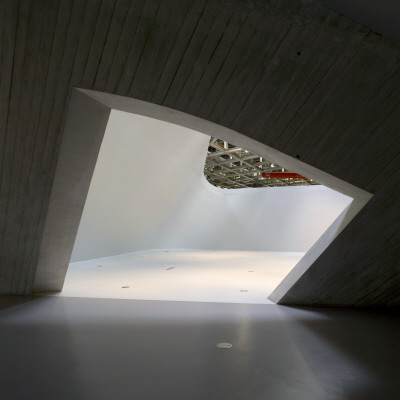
[62,250,305,304]
[1,0,399,305]
[0,295,398,400]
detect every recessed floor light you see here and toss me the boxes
[217,343,232,349]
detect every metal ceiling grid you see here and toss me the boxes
[204,138,318,189]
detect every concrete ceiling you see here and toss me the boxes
[0,0,399,305]
[319,0,400,43]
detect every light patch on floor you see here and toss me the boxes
[61,250,304,304]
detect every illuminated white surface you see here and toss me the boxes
[62,250,305,304]
[70,110,352,262]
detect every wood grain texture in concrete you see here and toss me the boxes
[0,0,399,305]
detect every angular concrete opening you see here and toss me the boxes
[33,89,372,303]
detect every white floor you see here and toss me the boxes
[61,249,304,304]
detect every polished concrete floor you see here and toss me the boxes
[64,250,304,303]
[0,295,398,400]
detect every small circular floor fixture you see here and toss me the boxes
[217,342,232,349]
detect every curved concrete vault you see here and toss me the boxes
[1,0,399,305]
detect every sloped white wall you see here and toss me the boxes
[70,110,352,262]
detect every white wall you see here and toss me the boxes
[70,110,352,262]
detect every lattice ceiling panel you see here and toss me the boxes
[204,138,318,189]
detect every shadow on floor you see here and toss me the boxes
[277,305,399,400]
[0,296,399,400]
[0,294,44,311]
